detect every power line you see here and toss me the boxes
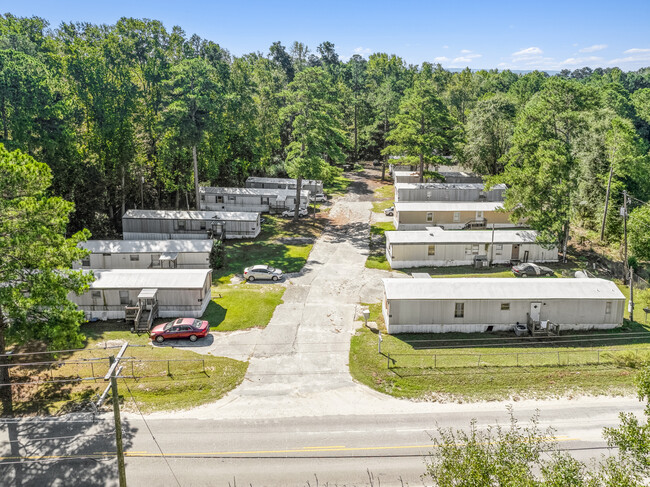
[121,377,182,487]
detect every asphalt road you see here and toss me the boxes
[0,400,638,486]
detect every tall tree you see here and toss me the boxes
[282,67,347,220]
[462,93,516,175]
[383,74,456,182]
[0,145,92,414]
[162,57,224,209]
[493,78,597,259]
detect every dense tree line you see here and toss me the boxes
[1,13,650,254]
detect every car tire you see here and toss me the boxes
[155,335,164,343]
[248,276,255,282]
[272,275,279,281]
[520,273,528,278]
[189,335,197,342]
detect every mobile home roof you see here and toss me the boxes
[395,183,506,191]
[386,227,540,245]
[394,201,505,212]
[199,186,309,197]
[123,209,259,222]
[89,269,211,289]
[80,240,214,254]
[246,176,321,185]
[382,278,624,301]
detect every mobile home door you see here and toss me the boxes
[511,244,520,260]
[530,302,541,322]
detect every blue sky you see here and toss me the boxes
[8,0,650,71]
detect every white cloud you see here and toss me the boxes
[460,49,471,54]
[434,56,449,62]
[442,45,449,49]
[512,46,543,57]
[353,47,371,55]
[624,48,650,54]
[560,56,603,65]
[579,44,607,53]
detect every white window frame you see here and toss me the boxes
[426,212,433,222]
[476,210,484,220]
[453,211,460,222]
[454,302,464,318]
[605,302,612,314]
[129,255,139,261]
[501,303,510,311]
[428,244,436,256]
[495,244,503,255]
[119,290,130,305]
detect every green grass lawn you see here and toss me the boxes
[214,215,321,283]
[4,322,248,415]
[324,174,352,196]
[204,284,285,331]
[350,303,650,401]
[366,222,396,271]
[371,184,394,213]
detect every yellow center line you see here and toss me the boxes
[0,437,579,461]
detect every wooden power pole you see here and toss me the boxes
[600,165,614,241]
[105,344,128,487]
[623,190,629,283]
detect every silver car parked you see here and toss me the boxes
[243,265,283,282]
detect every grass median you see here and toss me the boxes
[350,303,650,401]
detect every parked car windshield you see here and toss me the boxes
[163,322,174,330]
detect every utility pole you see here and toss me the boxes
[623,190,629,283]
[600,164,614,241]
[140,176,144,209]
[489,224,495,265]
[629,267,635,323]
[104,343,128,487]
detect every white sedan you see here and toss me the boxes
[281,207,309,217]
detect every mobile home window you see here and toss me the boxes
[119,291,129,305]
[91,291,101,299]
[130,255,139,261]
[454,302,464,318]
[472,244,479,255]
[465,245,473,255]
[81,256,90,267]
[501,303,510,311]
[428,245,436,256]
[495,244,503,255]
[426,212,433,222]
[476,210,484,220]
[177,220,186,230]
[228,196,236,202]
[200,194,205,201]
[453,211,460,222]
[605,302,612,314]
[426,190,432,200]
[200,222,206,230]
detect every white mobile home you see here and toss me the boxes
[394,201,518,230]
[245,177,323,195]
[122,209,260,240]
[200,186,309,214]
[382,277,625,334]
[395,183,507,202]
[75,240,213,270]
[393,170,422,184]
[72,269,212,321]
[385,227,558,269]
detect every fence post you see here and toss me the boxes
[387,353,391,369]
[167,360,171,376]
[202,359,205,374]
[91,362,95,382]
[434,354,437,369]
[131,360,135,379]
[477,355,481,367]
[557,351,560,366]
[597,350,600,365]
[516,353,519,367]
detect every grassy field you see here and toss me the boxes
[324,174,352,196]
[367,221,396,271]
[4,323,248,415]
[350,303,650,401]
[371,185,394,213]
[204,284,285,331]
[214,215,323,283]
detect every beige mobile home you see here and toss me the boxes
[72,269,213,321]
[393,170,421,184]
[394,201,517,230]
[394,183,507,202]
[122,209,260,240]
[75,240,213,270]
[245,177,323,195]
[385,227,558,268]
[382,277,625,334]
[200,186,309,213]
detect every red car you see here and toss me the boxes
[150,318,209,343]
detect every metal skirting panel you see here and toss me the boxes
[385,322,621,334]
